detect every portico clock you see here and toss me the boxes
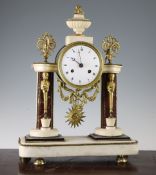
[57,42,103,89]
[18,5,139,166]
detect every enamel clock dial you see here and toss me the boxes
[57,42,103,88]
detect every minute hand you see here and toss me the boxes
[78,50,82,63]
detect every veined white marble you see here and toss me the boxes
[103,64,122,74]
[65,36,93,45]
[94,127,123,136]
[33,63,57,72]
[106,117,116,127]
[19,136,139,158]
[66,13,91,35]
[41,118,51,128]
[29,128,59,137]
[94,117,123,136]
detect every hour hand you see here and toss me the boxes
[71,57,80,64]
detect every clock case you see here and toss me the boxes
[18,5,138,165]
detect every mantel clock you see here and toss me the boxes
[18,5,139,166]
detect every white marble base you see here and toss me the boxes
[29,128,59,137]
[94,127,123,136]
[19,136,139,158]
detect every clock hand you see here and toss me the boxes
[71,57,83,68]
[78,50,82,63]
[71,57,80,64]
[77,51,84,68]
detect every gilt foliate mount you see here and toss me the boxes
[74,4,84,15]
[102,35,120,64]
[36,32,56,62]
[57,77,100,128]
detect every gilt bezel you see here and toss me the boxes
[56,41,104,89]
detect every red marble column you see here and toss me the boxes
[101,73,117,128]
[36,72,54,129]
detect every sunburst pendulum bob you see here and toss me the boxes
[65,104,85,128]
